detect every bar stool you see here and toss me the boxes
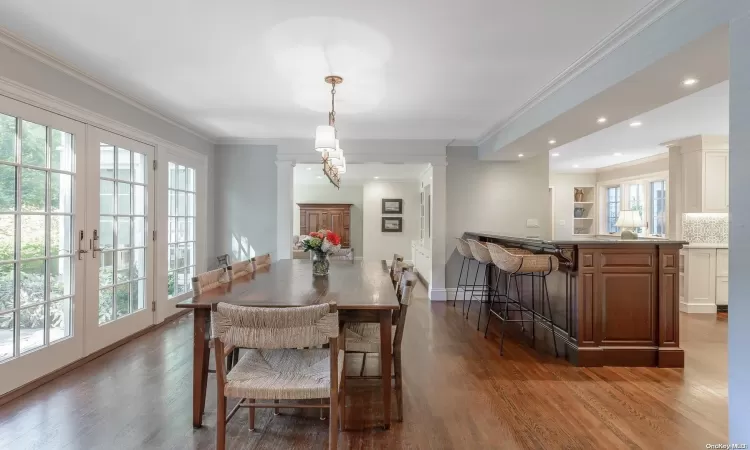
[452,238,476,308]
[484,242,559,356]
[466,239,495,330]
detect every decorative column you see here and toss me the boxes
[429,162,447,301]
[729,10,750,441]
[276,160,295,261]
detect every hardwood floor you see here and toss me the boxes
[0,284,728,449]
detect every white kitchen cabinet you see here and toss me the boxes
[680,142,729,213]
[411,242,431,286]
[680,246,729,312]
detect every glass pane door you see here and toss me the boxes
[84,126,154,354]
[0,95,86,396]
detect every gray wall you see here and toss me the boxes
[729,10,750,442]
[445,146,550,290]
[0,39,218,268]
[293,184,364,255]
[214,144,278,262]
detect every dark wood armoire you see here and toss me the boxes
[298,203,352,248]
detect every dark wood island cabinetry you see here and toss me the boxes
[465,232,686,368]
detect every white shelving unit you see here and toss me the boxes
[573,187,596,236]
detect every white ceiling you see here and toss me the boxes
[0,0,652,141]
[550,80,728,173]
[295,163,427,185]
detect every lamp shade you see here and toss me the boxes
[615,210,644,228]
[315,126,336,152]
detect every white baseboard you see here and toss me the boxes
[429,288,448,301]
[354,257,363,261]
[679,301,717,314]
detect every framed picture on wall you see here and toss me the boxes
[381,217,403,232]
[382,199,403,214]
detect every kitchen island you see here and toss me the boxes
[465,232,686,368]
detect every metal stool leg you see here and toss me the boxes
[476,264,489,330]
[484,268,504,337]
[466,262,482,319]
[453,257,466,307]
[462,259,473,316]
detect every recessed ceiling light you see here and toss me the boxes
[551,152,560,157]
[629,121,642,128]
[316,176,322,179]
[548,139,556,145]
[614,152,623,156]
[306,167,312,170]
[597,117,607,124]
[374,176,379,179]
[573,164,580,168]
[518,153,524,158]
[682,77,699,86]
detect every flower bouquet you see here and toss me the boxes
[301,230,342,276]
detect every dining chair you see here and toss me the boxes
[343,272,416,422]
[212,302,344,450]
[391,260,412,290]
[388,254,404,288]
[253,253,272,271]
[229,259,254,279]
[192,268,238,371]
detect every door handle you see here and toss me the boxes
[77,230,89,260]
[92,229,102,258]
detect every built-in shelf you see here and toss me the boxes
[573,187,596,235]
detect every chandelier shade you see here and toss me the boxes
[314,125,336,152]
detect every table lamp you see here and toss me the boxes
[615,210,644,240]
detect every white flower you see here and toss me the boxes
[321,240,331,252]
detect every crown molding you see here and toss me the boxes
[477,0,687,146]
[0,27,217,144]
[595,152,669,174]
[0,75,208,164]
[215,137,281,146]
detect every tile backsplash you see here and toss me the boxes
[682,213,729,244]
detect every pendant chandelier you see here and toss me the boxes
[314,75,346,188]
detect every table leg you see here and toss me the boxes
[379,310,392,430]
[193,309,210,428]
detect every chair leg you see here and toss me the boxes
[329,391,338,450]
[453,257,466,307]
[394,353,403,422]
[274,399,280,415]
[321,398,326,420]
[339,367,346,431]
[466,263,481,318]
[248,398,255,431]
[462,260,473,317]
[216,393,226,450]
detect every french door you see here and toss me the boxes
[83,127,155,354]
[0,95,86,395]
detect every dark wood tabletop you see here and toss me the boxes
[177,259,400,311]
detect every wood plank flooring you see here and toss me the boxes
[0,283,728,449]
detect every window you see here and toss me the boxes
[651,180,667,236]
[629,184,644,234]
[167,163,196,298]
[606,187,621,233]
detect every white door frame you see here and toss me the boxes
[155,147,207,323]
[83,125,155,355]
[0,94,87,395]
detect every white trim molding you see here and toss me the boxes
[477,0,686,145]
[0,28,216,143]
[0,76,208,164]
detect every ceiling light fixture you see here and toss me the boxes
[306,167,312,170]
[573,164,580,168]
[314,75,345,188]
[548,139,556,145]
[629,121,642,128]
[551,152,560,157]
[614,152,623,156]
[374,176,380,179]
[518,153,524,158]
[682,77,699,86]
[597,117,607,124]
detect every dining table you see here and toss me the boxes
[176,258,401,430]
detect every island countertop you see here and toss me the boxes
[465,231,687,246]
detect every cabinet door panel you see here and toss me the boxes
[704,152,729,213]
[716,276,728,306]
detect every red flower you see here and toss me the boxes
[309,232,321,238]
[326,231,341,246]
